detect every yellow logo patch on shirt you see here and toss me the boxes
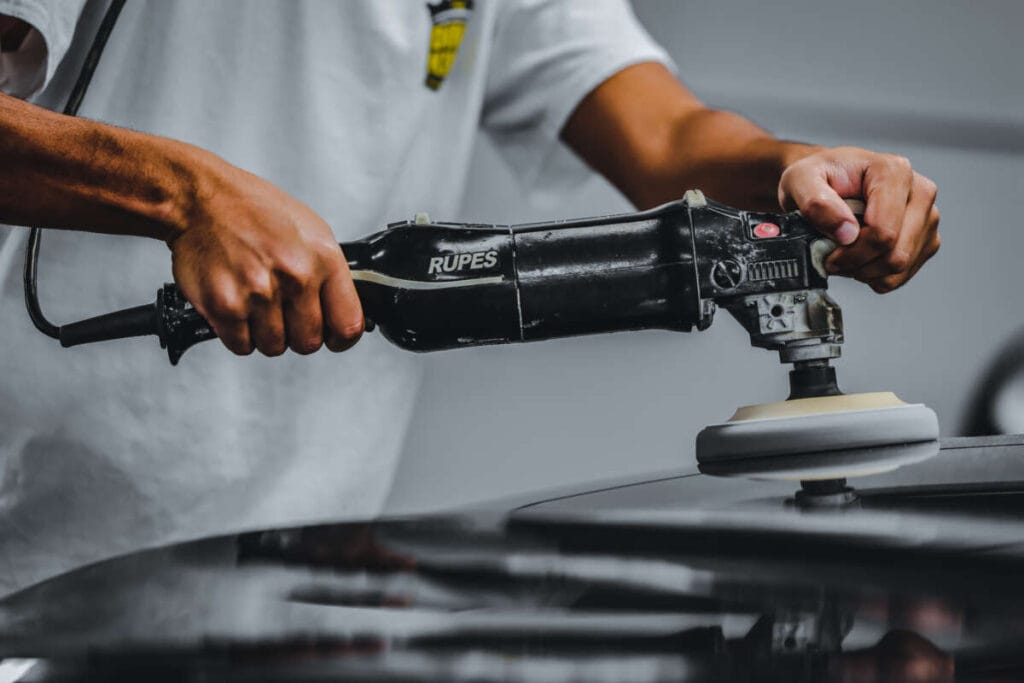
[425,0,473,90]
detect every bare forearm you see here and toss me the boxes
[641,108,819,210]
[563,62,940,293]
[562,63,817,210]
[0,92,365,356]
[0,92,206,240]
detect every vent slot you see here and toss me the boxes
[748,259,799,281]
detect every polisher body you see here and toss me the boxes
[57,191,844,367]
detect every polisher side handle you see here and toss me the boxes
[56,285,216,365]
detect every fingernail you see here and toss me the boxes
[834,221,859,246]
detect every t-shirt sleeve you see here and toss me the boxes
[0,0,86,99]
[481,0,675,193]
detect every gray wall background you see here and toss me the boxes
[386,0,1024,513]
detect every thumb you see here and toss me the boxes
[779,165,861,246]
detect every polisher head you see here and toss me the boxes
[696,392,940,480]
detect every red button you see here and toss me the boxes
[754,222,781,239]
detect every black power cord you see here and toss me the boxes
[22,0,126,339]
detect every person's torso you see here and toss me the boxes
[0,0,498,594]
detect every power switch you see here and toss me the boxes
[753,222,781,239]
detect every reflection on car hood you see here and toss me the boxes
[3,436,1024,682]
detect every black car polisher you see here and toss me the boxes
[34,192,939,480]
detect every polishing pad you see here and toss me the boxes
[696,392,940,480]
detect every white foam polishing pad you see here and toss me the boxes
[696,392,940,480]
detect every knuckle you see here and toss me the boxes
[291,335,323,355]
[327,317,365,352]
[888,154,912,173]
[916,175,938,202]
[338,317,365,341]
[885,249,912,274]
[224,338,254,356]
[244,268,276,303]
[870,279,895,294]
[930,206,941,227]
[315,235,342,259]
[256,328,287,357]
[869,228,899,251]
[883,275,906,292]
[205,291,247,322]
[803,192,833,217]
[211,320,253,355]
[259,342,286,358]
[281,259,317,291]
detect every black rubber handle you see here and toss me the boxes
[154,284,216,365]
[59,303,158,348]
[54,285,212,365]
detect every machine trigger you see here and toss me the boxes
[843,198,866,216]
[810,238,838,279]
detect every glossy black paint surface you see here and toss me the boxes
[3,436,1024,681]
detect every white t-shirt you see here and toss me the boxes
[0,0,670,594]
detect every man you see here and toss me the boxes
[0,0,939,594]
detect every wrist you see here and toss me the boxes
[777,140,825,172]
[706,136,823,211]
[67,122,225,245]
[147,138,221,245]
[0,94,225,243]
[61,120,209,244]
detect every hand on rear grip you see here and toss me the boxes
[168,158,364,356]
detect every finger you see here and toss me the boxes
[779,165,860,245]
[213,318,254,356]
[322,258,364,353]
[249,292,287,357]
[284,287,324,355]
[826,156,913,273]
[865,231,940,293]
[849,182,932,281]
[910,229,941,278]
[192,277,254,356]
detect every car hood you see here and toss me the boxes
[2,436,1024,682]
